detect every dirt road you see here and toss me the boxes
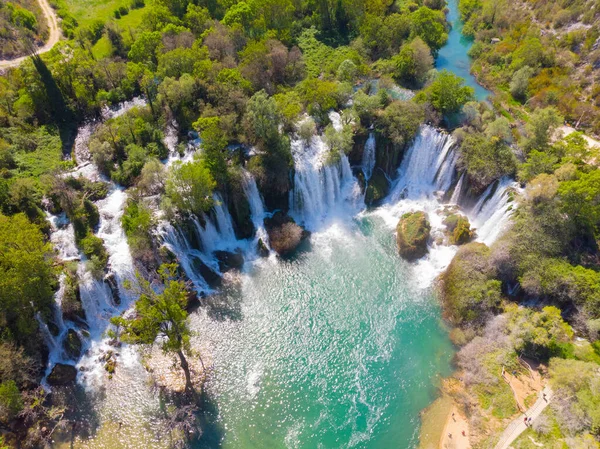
[0,0,61,70]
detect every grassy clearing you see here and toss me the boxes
[90,6,146,58]
[61,0,145,28]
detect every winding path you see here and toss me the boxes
[0,0,61,70]
[493,386,553,449]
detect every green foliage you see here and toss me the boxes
[0,380,22,423]
[396,211,431,260]
[525,107,563,152]
[323,123,353,163]
[549,358,600,436]
[111,264,197,393]
[508,306,574,359]
[458,132,517,191]
[122,200,154,263]
[392,38,433,87]
[376,100,425,148]
[442,242,502,325]
[558,169,600,236]
[419,70,475,115]
[165,158,216,216]
[0,213,55,346]
[409,6,448,51]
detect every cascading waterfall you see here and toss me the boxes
[370,125,517,288]
[289,133,359,230]
[450,172,466,204]
[241,170,270,250]
[388,125,457,201]
[471,177,517,245]
[42,100,147,387]
[362,133,376,180]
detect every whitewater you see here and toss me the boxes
[45,103,517,449]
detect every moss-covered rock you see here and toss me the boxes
[63,329,83,359]
[396,211,431,260]
[265,212,308,257]
[47,363,77,386]
[441,242,502,326]
[61,272,86,323]
[364,170,390,206]
[443,214,475,245]
[257,238,270,257]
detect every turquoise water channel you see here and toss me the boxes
[436,0,491,101]
[191,216,454,449]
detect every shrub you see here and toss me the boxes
[442,243,502,325]
[0,381,22,423]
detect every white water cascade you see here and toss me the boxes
[388,125,458,202]
[362,133,376,180]
[42,101,146,387]
[289,133,360,230]
[450,172,466,204]
[370,125,517,288]
[241,170,270,250]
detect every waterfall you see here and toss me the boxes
[450,172,466,204]
[362,133,376,180]
[289,133,359,231]
[241,170,270,250]
[471,177,517,245]
[370,126,518,288]
[388,126,457,202]
[158,221,211,293]
[102,96,147,120]
[47,212,80,261]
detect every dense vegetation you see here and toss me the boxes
[459,0,600,135]
[0,0,48,59]
[0,0,599,446]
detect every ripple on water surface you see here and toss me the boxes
[189,217,453,449]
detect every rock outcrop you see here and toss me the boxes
[47,363,77,386]
[396,211,431,260]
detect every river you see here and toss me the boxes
[436,0,491,101]
[49,1,509,448]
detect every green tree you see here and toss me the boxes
[459,132,516,190]
[165,158,216,216]
[559,169,600,236]
[377,100,425,147]
[0,213,55,346]
[393,38,433,87]
[525,107,563,151]
[0,380,22,423]
[509,66,534,101]
[422,70,475,114]
[410,7,448,51]
[112,264,200,396]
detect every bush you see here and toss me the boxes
[442,243,502,325]
[79,233,108,273]
[0,381,22,423]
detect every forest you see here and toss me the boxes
[0,0,599,447]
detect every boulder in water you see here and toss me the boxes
[63,329,83,359]
[257,238,270,258]
[62,273,86,323]
[364,170,389,205]
[214,250,244,272]
[191,257,222,288]
[443,214,475,245]
[265,212,308,257]
[104,272,120,305]
[47,363,77,386]
[396,211,431,260]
